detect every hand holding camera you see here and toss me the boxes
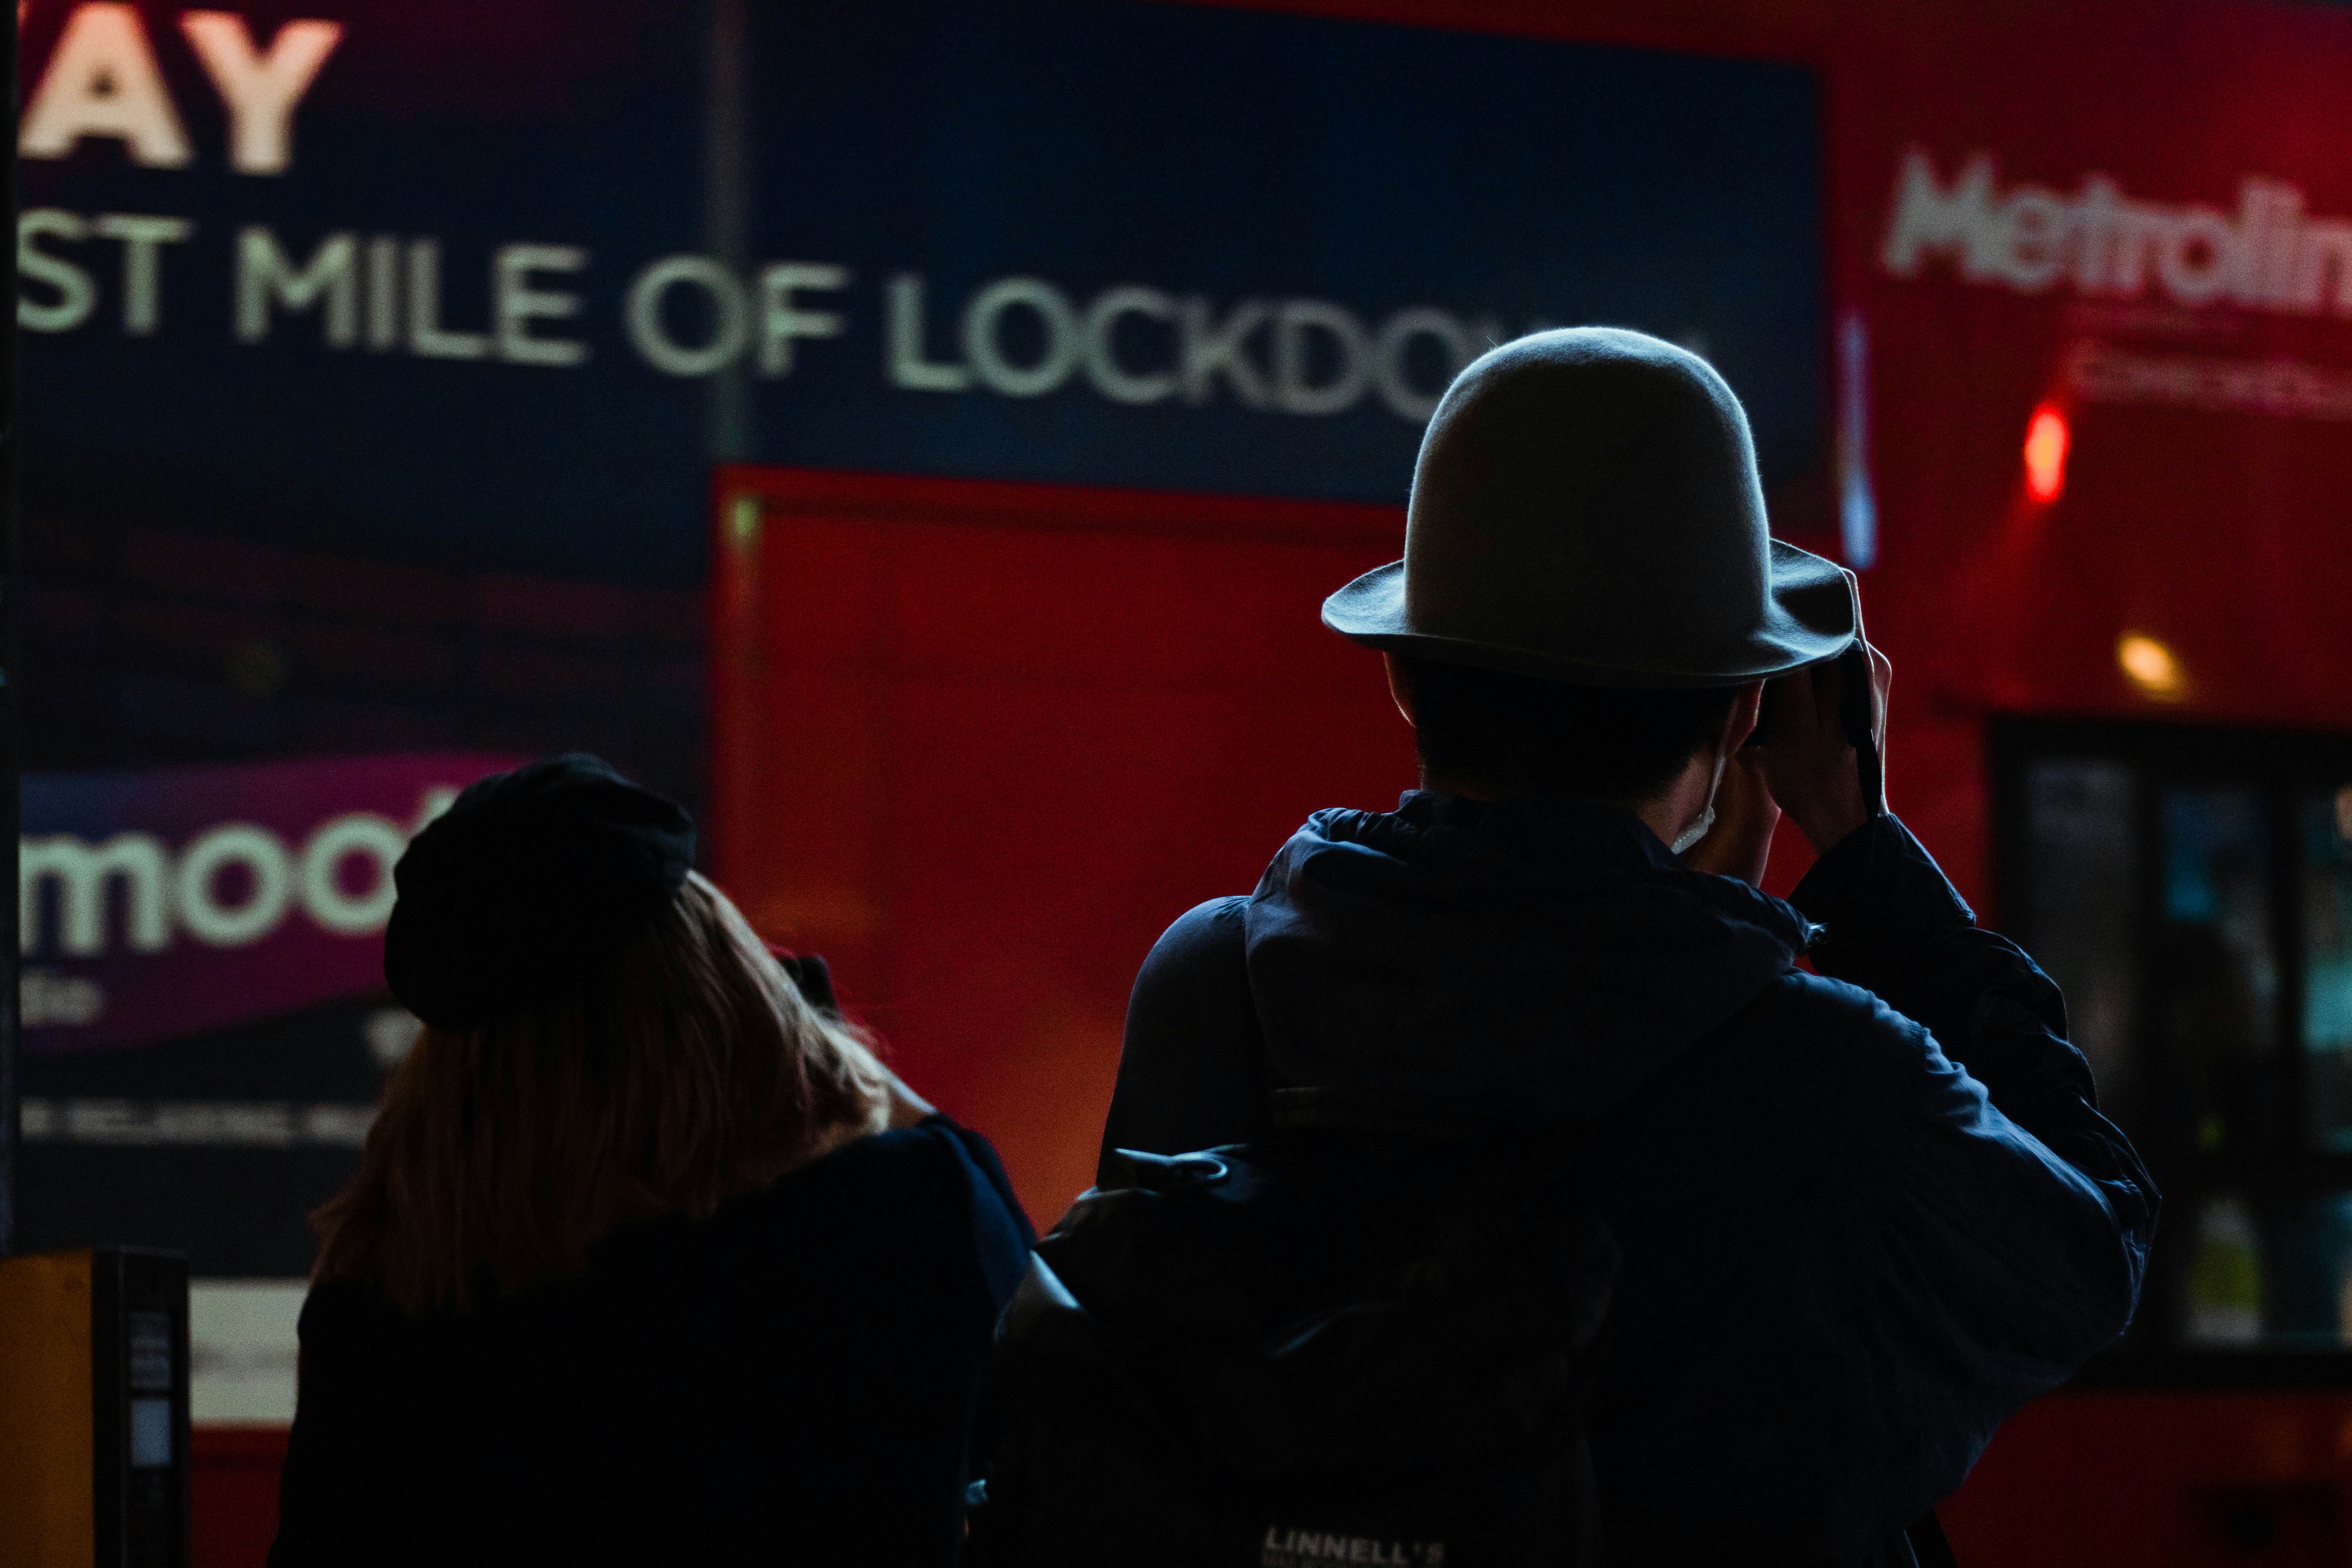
[1682,574,1892,881]
[1752,636,1893,853]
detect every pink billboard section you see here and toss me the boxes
[21,754,518,1055]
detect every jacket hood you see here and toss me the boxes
[1244,790,1816,1120]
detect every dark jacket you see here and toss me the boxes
[1102,792,2156,1566]
[270,1116,1034,1568]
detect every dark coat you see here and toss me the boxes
[1102,793,2157,1566]
[270,1116,1033,1568]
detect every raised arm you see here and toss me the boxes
[1795,814,2158,1345]
[1761,641,2157,1360]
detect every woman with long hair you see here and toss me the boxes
[269,756,1033,1566]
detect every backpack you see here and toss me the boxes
[968,1087,1619,1568]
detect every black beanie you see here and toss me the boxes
[384,754,696,1032]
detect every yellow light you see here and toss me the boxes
[2024,405,2070,502]
[2117,632,2183,698]
[2336,784,2352,842]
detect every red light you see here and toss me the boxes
[2023,405,2069,502]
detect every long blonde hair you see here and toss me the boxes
[313,872,891,1313]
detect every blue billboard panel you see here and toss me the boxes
[736,1,1822,509]
[21,0,1820,582]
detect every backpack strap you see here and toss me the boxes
[1908,1510,1962,1568]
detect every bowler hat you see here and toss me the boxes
[1323,327,1856,687]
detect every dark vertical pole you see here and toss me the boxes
[2133,757,2176,1347]
[699,0,750,840]
[705,0,750,465]
[0,0,23,1260]
[2269,783,2305,1166]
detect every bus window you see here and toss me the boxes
[2020,759,2139,1112]
[2301,788,2352,1153]
[1996,722,2352,1359]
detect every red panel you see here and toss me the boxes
[711,468,1410,1220]
[191,1428,287,1568]
[1829,1,2352,749]
[1943,1390,2352,1565]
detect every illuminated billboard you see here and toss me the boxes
[14,0,1823,1311]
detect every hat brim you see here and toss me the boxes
[1321,540,1858,689]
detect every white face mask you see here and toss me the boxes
[1669,748,1731,857]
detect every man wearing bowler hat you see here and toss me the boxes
[1098,329,2156,1562]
